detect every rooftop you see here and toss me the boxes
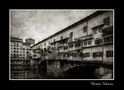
[11,37,23,42]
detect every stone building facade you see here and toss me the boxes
[31,11,113,64]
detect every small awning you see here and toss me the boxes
[92,24,104,29]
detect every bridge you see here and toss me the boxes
[39,59,113,79]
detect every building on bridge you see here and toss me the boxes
[29,10,114,79]
[31,11,113,64]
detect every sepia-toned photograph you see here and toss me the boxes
[9,9,114,80]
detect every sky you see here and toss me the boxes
[10,10,96,43]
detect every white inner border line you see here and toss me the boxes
[9,9,114,80]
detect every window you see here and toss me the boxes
[103,17,110,25]
[88,40,91,45]
[106,50,113,57]
[94,27,102,34]
[71,53,73,57]
[70,32,73,37]
[94,29,97,34]
[84,41,87,46]
[61,36,63,40]
[54,39,56,42]
[70,32,73,42]
[93,52,103,57]
[44,43,46,46]
[75,42,81,47]
[53,39,56,45]
[69,44,73,48]
[104,35,113,44]
[83,53,90,57]
[95,39,102,45]
[64,46,68,50]
[68,53,70,57]
[63,54,66,57]
[65,46,68,50]
[99,27,103,33]
[83,26,88,33]
[74,53,77,57]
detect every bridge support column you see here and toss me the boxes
[95,65,113,79]
[46,60,63,78]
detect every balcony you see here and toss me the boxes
[102,25,113,36]
[81,34,93,41]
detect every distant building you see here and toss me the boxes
[25,38,35,46]
[10,37,23,59]
[10,37,31,60]
[10,37,34,79]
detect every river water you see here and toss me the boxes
[11,65,47,79]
